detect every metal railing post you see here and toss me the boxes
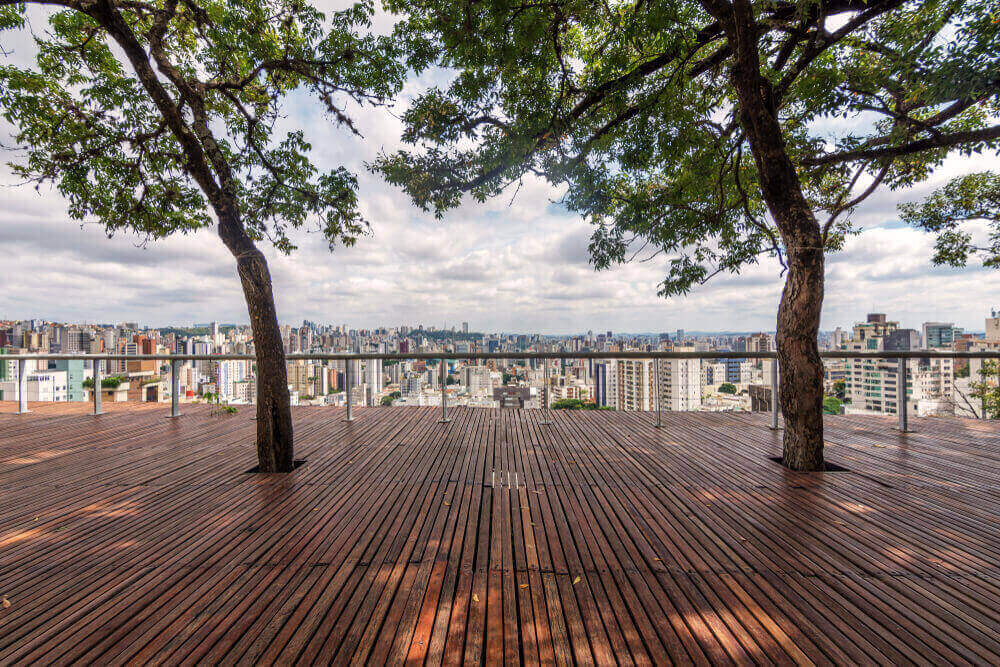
[438,357,451,423]
[897,356,909,432]
[540,357,552,425]
[17,359,29,414]
[93,360,103,416]
[769,359,780,430]
[986,361,999,420]
[343,360,354,422]
[654,357,663,427]
[169,359,181,418]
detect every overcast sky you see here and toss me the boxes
[2,4,998,334]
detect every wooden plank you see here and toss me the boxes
[0,403,998,664]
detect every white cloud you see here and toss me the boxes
[1,6,999,334]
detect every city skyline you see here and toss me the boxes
[1,314,994,338]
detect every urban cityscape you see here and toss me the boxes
[3,310,997,419]
[2,0,999,660]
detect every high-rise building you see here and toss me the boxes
[593,361,616,408]
[922,322,962,349]
[747,332,772,353]
[659,349,702,411]
[462,365,491,394]
[831,327,847,349]
[615,359,655,411]
[843,316,953,415]
[366,359,383,405]
[215,359,250,401]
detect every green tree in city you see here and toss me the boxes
[375,0,999,470]
[833,380,847,400]
[718,383,737,395]
[551,398,587,410]
[551,398,612,410]
[965,360,1000,419]
[822,396,843,415]
[1,0,403,471]
[900,172,1000,267]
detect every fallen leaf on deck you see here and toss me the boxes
[573,576,581,585]
[2,596,9,609]
[520,583,529,589]
[472,593,479,603]
[444,502,451,506]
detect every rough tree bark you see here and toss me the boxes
[211,206,294,471]
[219,214,295,472]
[89,0,296,472]
[720,0,826,470]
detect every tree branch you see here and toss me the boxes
[801,124,1000,167]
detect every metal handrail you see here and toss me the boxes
[4,350,998,431]
[3,350,1000,361]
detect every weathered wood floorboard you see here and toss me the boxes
[1,402,998,664]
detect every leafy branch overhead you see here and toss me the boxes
[0,0,405,252]
[374,0,1000,295]
[899,171,1000,268]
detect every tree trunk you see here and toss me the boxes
[776,246,825,470]
[86,2,295,472]
[220,214,294,473]
[720,0,827,470]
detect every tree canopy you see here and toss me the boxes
[1,0,407,472]
[900,171,1000,268]
[376,0,1000,296]
[1,0,403,253]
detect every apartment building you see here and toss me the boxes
[844,314,954,415]
[660,349,702,411]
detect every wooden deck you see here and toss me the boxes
[1,403,999,665]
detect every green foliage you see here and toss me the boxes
[1,1,404,251]
[833,380,846,400]
[899,172,1000,268]
[822,396,843,415]
[375,0,1000,296]
[502,372,514,385]
[83,376,124,389]
[211,403,238,416]
[380,390,402,406]
[970,360,1000,419]
[718,383,737,395]
[551,398,610,410]
[445,375,458,385]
